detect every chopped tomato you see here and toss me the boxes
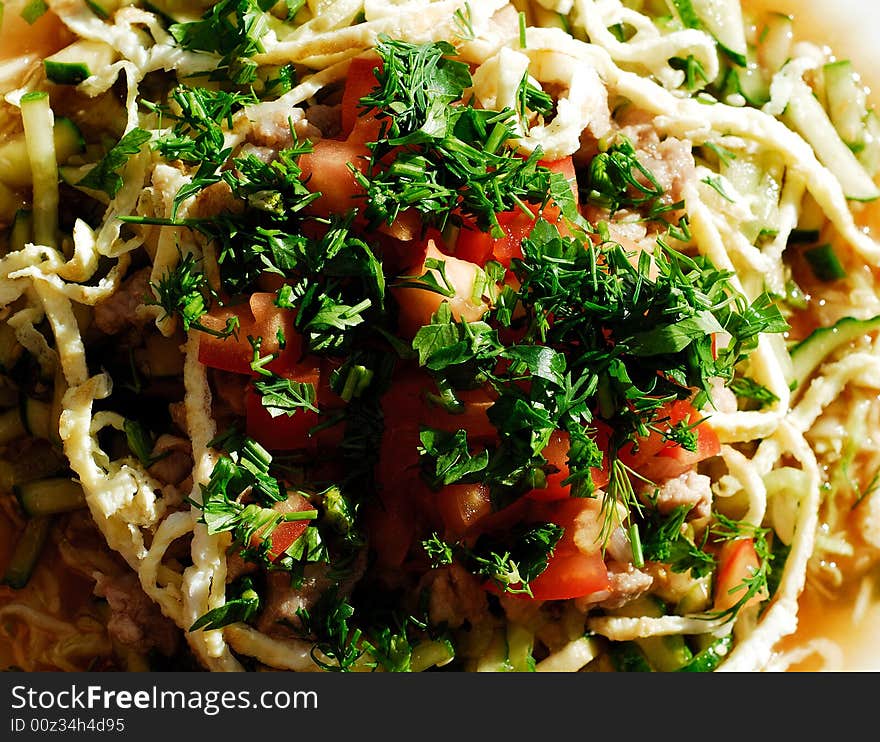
[486,496,610,601]
[340,54,382,140]
[298,136,370,217]
[248,495,315,562]
[392,240,493,338]
[245,384,321,452]
[713,538,768,612]
[198,293,302,376]
[244,358,344,451]
[528,427,611,502]
[436,482,492,540]
[453,157,579,267]
[526,550,610,601]
[618,400,721,484]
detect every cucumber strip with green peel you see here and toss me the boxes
[0,117,84,190]
[505,623,536,672]
[610,641,653,672]
[726,63,770,107]
[14,478,86,516]
[410,639,455,672]
[44,39,118,85]
[84,0,122,19]
[803,243,847,282]
[474,628,513,671]
[677,634,732,672]
[790,315,880,389]
[720,151,782,243]
[8,209,33,253]
[824,60,869,150]
[670,0,748,67]
[858,111,880,177]
[20,91,58,248]
[0,408,25,446]
[758,12,793,74]
[19,396,53,439]
[1,515,52,589]
[611,594,694,670]
[0,444,67,492]
[782,78,880,202]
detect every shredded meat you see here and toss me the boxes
[420,564,489,630]
[648,470,713,521]
[237,102,323,149]
[210,369,249,419]
[146,434,193,488]
[256,566,333,634]
[615,112,696,205]
[92,572,181,657]
[257,550,367,635]
[577,562,654,611]
[93,267,152,335]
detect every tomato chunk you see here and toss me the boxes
[340,54,382,140]
[528,428,611,502]
[619,400,721,484]
[453,157,579,267]
[244,358,344,451]
[198,293,302,376]
[248,495,315,562]
[526,550,610,601]
[713,538,768,612]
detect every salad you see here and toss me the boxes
[0,0,879,673]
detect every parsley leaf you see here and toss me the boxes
[77,128,151,198]
[190,577,261,631]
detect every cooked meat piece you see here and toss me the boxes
[93,572,181,657]
[420,563,490,630]
[577,562,654,611]
[210,369,249,419]
[93,267,152,336]
[146,434,193,487]
[648,470,713,521]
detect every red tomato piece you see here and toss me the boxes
[198,293,302,376]
[436,482,492,540]
[526,549,610,601]
[453,157,579,267]
[298,137,370,217]
[713,538,767,612]
[248,495,315,562]
[528,427,611,502]
[340,54,383,141]
[618,400,721,484]
[244,358,345,452]
[245,383,321,452]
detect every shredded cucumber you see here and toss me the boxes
[1,515,52,589]
[782,78,880,202]
[44,39,117,85]
[15,477,87,517]
[789,314,880,390]
[757,12,793,74]
[824,60,869,150]
[20,92,59,248]
[670,0,748,67]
